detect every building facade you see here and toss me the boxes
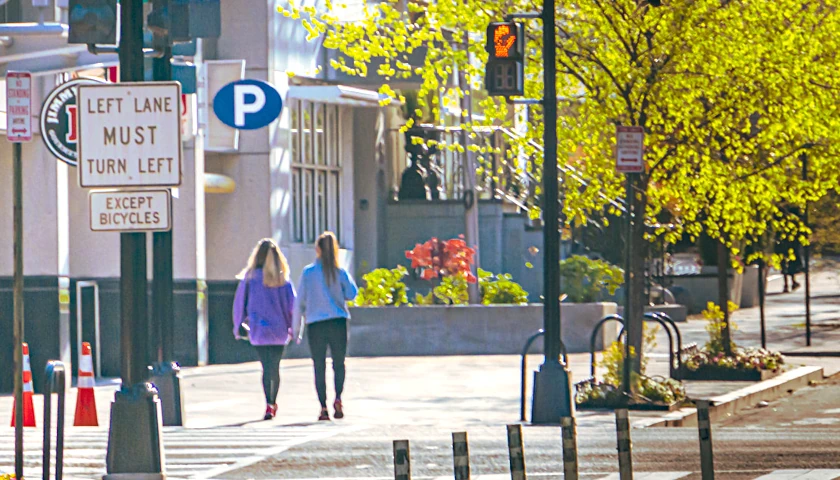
[0,0,547,390]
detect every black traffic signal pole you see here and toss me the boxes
[149,14,186,425]
[151,40,174,366]
[505,0,575,424]
[105,0,166,475]
[802,153,812,347]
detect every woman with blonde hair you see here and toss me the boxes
[233,238,296,420]
[293,232,358,421]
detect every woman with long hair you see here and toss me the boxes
[233,238,296,420]
[293,232,358,421]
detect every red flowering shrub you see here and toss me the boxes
[405,236,477,283]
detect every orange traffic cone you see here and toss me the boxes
[10,343,36,427]
[74,342,98,426]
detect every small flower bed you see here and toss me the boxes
[576,330,687,410]
[684,348,784,373]
[679,301,785,381]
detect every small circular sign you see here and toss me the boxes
[213,79,283,130]
[40,77,107,167]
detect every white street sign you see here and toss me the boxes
[616,125,644,173]
[77,82,182,188]
[6,72,32,142]
[89,190,171,232]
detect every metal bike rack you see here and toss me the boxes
[43,361,66,480]
[588,314,626,377]
[617,312,688,379]
[76,280,101,379]
[519,329,568,421]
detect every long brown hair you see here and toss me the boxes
[239,238,290,288]
[316,232,340,285]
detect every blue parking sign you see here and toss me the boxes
[213,79,283,130]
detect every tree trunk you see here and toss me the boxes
[624,176,649,384]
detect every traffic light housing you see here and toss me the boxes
[170,0,221,42]
[485,22,525,97]
[67,0,118,45]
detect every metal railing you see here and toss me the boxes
[519,330,568,421]
[42,360,66,480]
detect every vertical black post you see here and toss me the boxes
[717,242,733,356]
[531,0,574,424]
[507,424,527,480]
[13,140,24,480]
[758,258,766,349]
[802,154,811,347]
[118,0,149,388]
[697,400,715,480]
[148,8,185,426]
[452,432,470,480]
[105,0,166,476]
[542,0,559,366]
[152,31,174,363]
[393,440,411,480]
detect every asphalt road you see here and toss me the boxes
[223,423,840,479]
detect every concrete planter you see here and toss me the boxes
[668,267,743,314]
[739,265,760,308]
[617,304,689,323]
[282,303,618,359]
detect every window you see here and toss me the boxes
[290,99,342,244]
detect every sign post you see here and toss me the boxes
[616,125,644,400]
[72,11,182,471]
[7,69,31,480]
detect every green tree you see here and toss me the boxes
[279,0,840,376]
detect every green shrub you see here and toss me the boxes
[559,255,623,303]
[479,269,530,305]
[351,266,409,307]
[433,274,470,305]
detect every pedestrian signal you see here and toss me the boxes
[485,22,525,97]
[68,0,117,45]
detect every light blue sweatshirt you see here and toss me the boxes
[293,260,358,340]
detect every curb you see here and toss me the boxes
[633,365,824,428]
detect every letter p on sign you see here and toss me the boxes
[213,79,283,131]
[234,84,266,127]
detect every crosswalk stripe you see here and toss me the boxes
[754,470,840,480]
[597,473,691,480]
[0,423,362,480]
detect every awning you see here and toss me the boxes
[287,85,395,107]
[0,23,118,77]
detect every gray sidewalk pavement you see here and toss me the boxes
[3,266,840,479]
[2,267,839,429]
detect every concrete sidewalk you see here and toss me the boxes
[1,268,838,431]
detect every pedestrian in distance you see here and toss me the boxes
[233,238,296,421]
[293,231,358,421]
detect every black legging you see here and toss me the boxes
[254,345,285,405]
[306,318,347,408]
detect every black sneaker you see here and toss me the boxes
[318,408,330,421]
[334,399,344,419]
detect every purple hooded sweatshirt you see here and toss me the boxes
[232,269,296,346]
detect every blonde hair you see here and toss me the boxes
[316,232,340,285]
[239,238,289,288]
